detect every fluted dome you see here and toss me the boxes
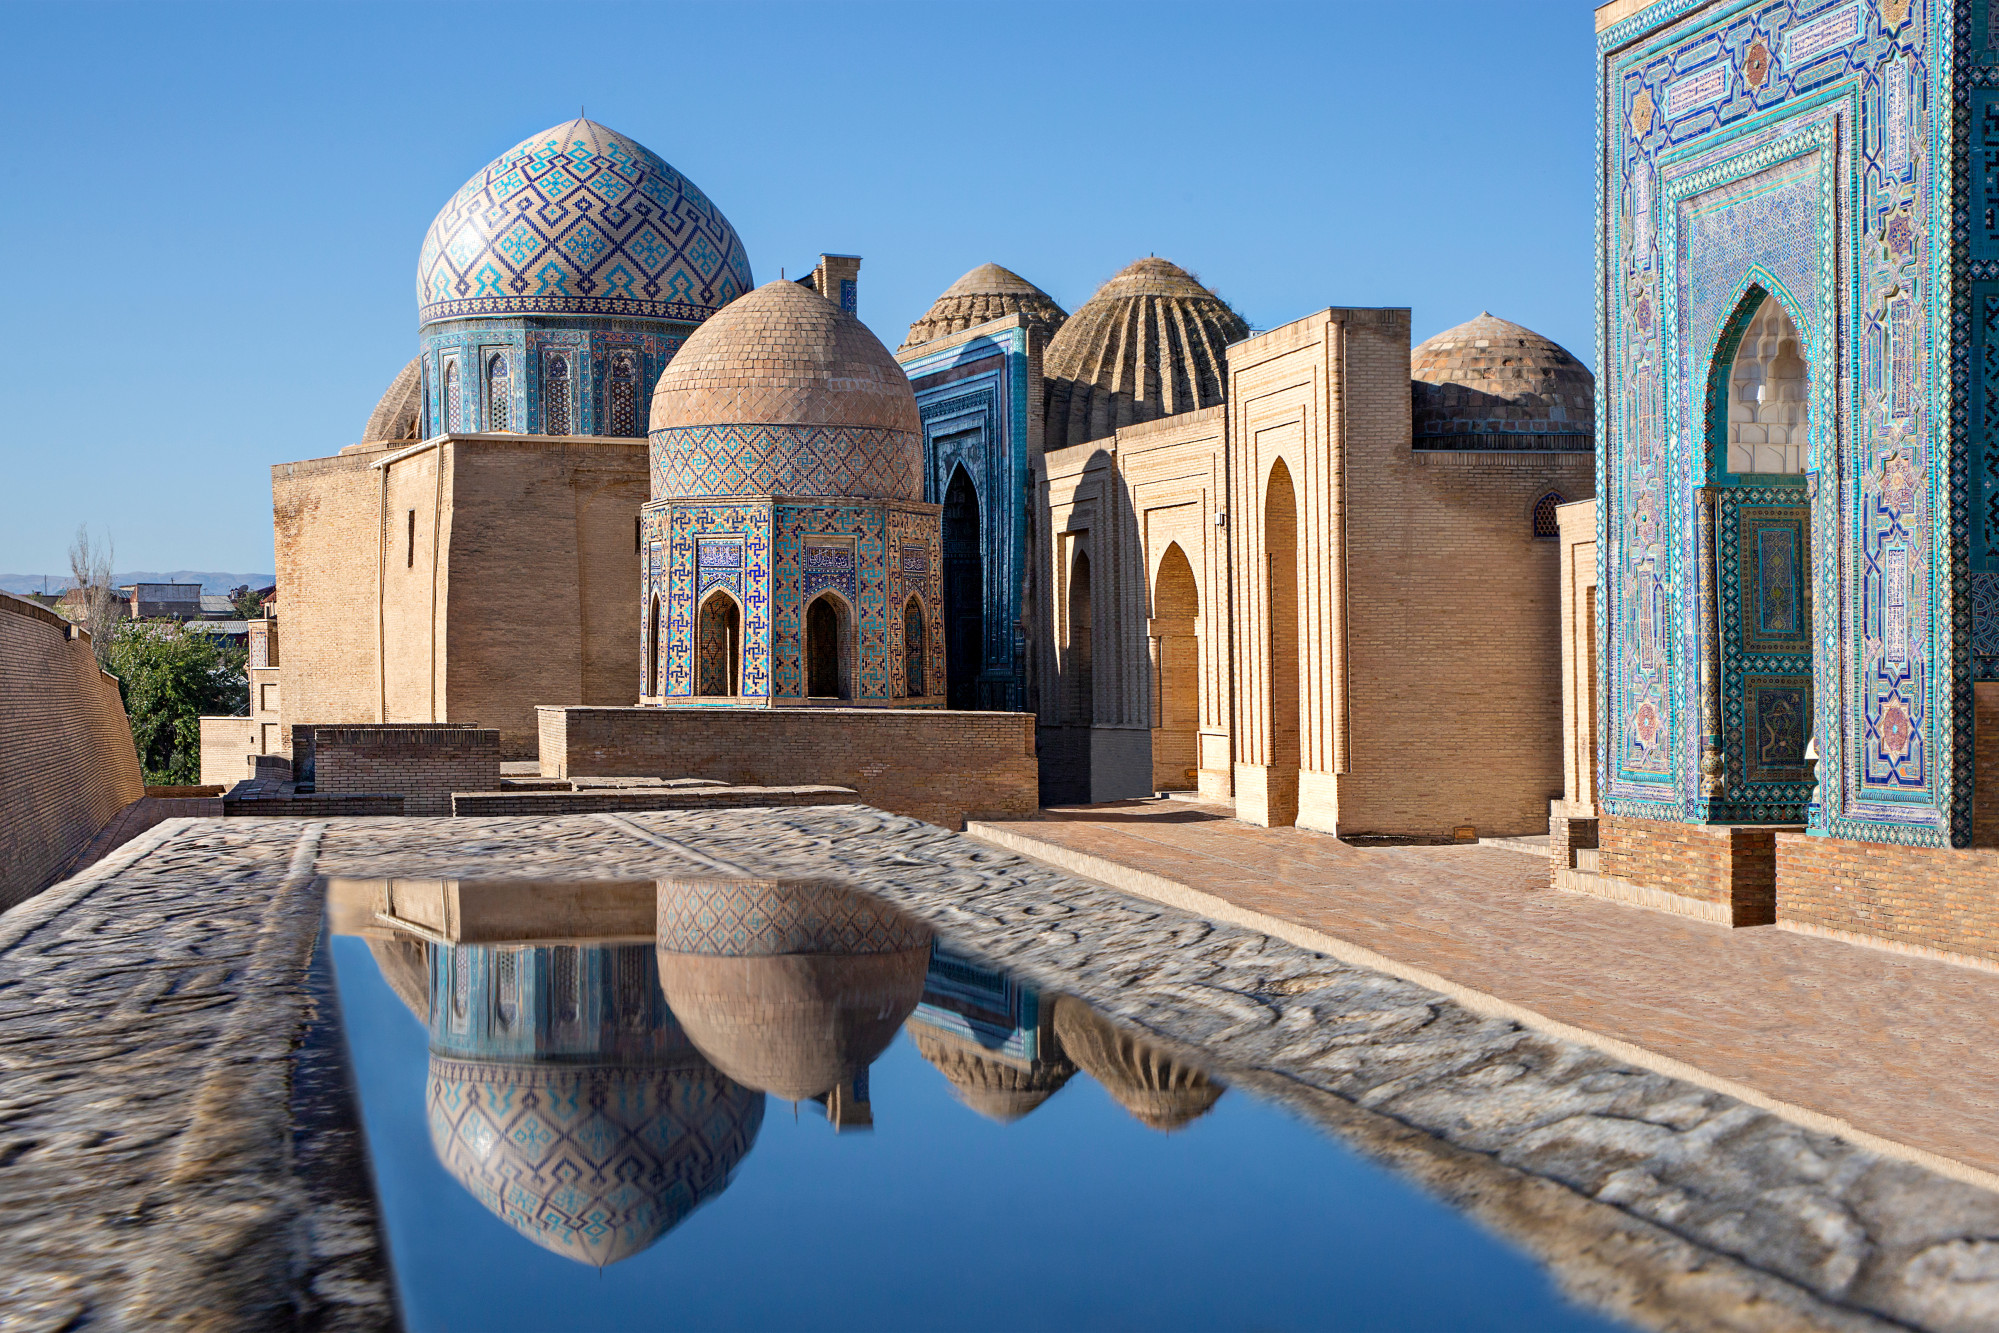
[656,879,933,1101]
[898,263,1068,351]
[909,1023,1075,1124]
[1410,313,1594,451]
[1043,257,1248,450]
[427,1057,762,1265]
[647,280,924,502]
[1052,997,1223,1132]
[417,119,752,327]
[362,358,424,444]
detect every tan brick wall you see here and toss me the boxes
[0,593,145,908]
[1776,832,1999,967]
[313,725,501,818]
[1225,309,1591,838]
[1556,499,1599,816]
[1599,815,1778,925]
[1977,683,1999,848]
[199,716,256,787]
[273,434,647,761]
[539,706,1037,829]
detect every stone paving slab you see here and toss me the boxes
[971,802,1999,1186]
[8,805,1999,1331]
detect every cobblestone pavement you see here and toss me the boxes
[8,806,1999,1331]
[969,802,1999,1191]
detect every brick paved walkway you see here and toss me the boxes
[976,800,1999,1181]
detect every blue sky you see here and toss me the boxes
[0,1,1598,575]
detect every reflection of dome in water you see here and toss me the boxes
[657,880,933,1101]
[1052,996,1223,1132]
[421,940,763,1264]
[368,936,430,1023]
[908,1024,1075,1123]
[427,1056,762,1265]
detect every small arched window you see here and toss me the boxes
[545,353,572,436]
[904,597,926,697]
[442,359,462,433]
[646,593,662,698]
[1533,490,1565,540]
[486,355,510,431]
[608,352,639,436]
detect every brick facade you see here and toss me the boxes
[1598,815,1781,926]
[272,433,648,760]
[537,706,1036,829]
[449,785,852,817]
[0,593,145,908]
[311,725,501,818]
[1775,833,1999,969]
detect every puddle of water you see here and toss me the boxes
[327,876,1631,1332]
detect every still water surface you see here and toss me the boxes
[329,876,1631,1332]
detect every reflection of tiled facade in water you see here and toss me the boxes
[907,942,1076,1123]
[416,119,751,439]
[640,280,944,706]
[421,941,763,1266]
[1578,0,1999,960]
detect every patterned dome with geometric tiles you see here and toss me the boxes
[417,118,753,328]
[647,278,925,502]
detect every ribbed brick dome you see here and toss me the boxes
[898,262,1067,351]
[362,358,424,443]
[650,279,920,434]
[1043,257,1248,450]
[1410,312,1593,450]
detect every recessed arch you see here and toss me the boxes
[645,593,661,698]
[805,591,854,700]
[1151,541,1199,791]
[1706,278,1811,482]
[1533,490,1565,540]
[1066,547,1093,726]
[486,354,510,432]
[696,589,741,696]
[903,595,926,698]
[942,464,983,709]
[545,351,573,436]
[1264,458,1301,813]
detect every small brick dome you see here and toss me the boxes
[650,279,921,435]
[899,262,1068,351]
[1410,313,1594,450]
[1043,257,1248,450]
[362,357,423,444]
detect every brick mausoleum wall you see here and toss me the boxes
[1977,683,1999,848]
[312,725,500,817]
[199,715,255,788]
[451,785,853,817]
[1599,814,1778,926]
[539,706,1038,829]
[1777,833,1999,968]
[0,592,145,908]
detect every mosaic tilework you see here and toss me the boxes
[1716,491,1814,820]
[911,943,1047,1065]
[772,505,888,699]
[887,504,944,699]
[651,424,922,501]
[656,502,771,700]
[1598,0,1962,845]
[427,1056,761,1266]
[420,320,682,438]
[656,879,931,956]
[897,325,1035,711]
[418,119,752,326]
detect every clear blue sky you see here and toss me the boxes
[0,1,1599,576]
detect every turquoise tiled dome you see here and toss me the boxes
[418,119,753,328]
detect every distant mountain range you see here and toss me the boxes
[0,571,276,596]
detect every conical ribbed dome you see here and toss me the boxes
[1052,996,1223,1133]
[898,263,1068,351]
[1043,258,1248,451]
[1410,312,1594,450]
[908,1023,1076,1124]
[362,358,424,444]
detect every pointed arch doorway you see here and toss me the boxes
[942,466,983,709]
[1698,284,1816,824]
[1151,542,1199,791]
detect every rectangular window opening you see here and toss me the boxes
[407,509,416,568]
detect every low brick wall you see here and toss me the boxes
[451,784,855,817]
[198,715,256,788]
[1776,832,1999,968]
[311,725,501,817]
[223,791,405,818]
[1598,815,1783,926]
[0,593,145,908]
[1547,809,1598,885]
[539,706,1038,829]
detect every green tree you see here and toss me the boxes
[228,583,264,619]
[104,622,249,785]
